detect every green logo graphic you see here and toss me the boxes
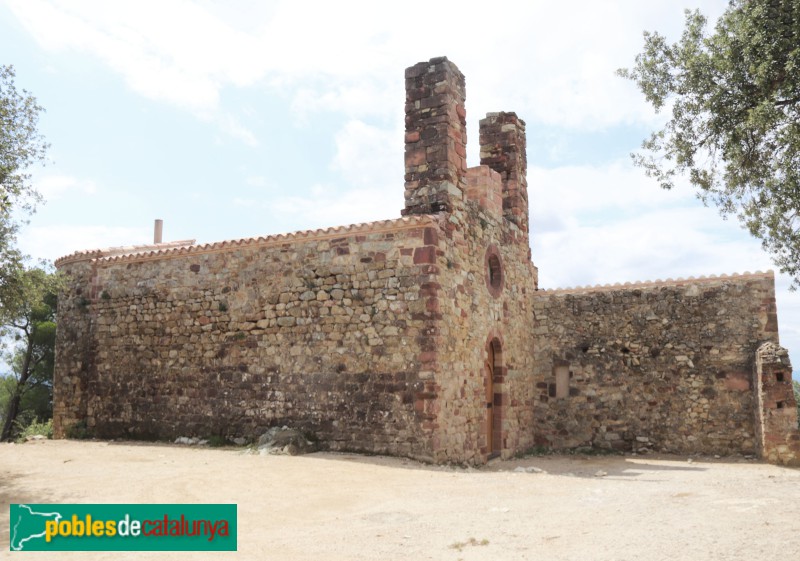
[9,504,237,551]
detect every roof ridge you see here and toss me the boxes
[537,270,774,294]
[55,215,435,267]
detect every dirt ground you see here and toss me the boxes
[1,440,799,560]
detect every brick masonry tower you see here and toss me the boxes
[479,112,529,235]
[402,57,467,216]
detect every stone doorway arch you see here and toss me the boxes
[485,336,503,459]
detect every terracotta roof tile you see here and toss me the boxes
[55,215,436,267]
[536,270,774,295]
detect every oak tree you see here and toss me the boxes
[619,1,800,284]
[0,64,48,314]
[0,65,54,439]
[0,64,47,218]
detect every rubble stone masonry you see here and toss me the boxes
[754,342,800,464]
[55,218,446,461]
[53,56,798,465]
[532,273,786,457]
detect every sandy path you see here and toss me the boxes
[1,440,799,560]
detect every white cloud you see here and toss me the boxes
[244,175,267,188]
[269,186,402,230]
[530,161,695,227]
[774,278,800,358]
[246,118,407,232]
[534,205,771,288]
[529,160,770,289]
[207,112,258,147]
[528,157,800,368]
[7,0,731,139]
[17,224,150,263]
[7,0,263,148]
[8,1,228,110]
[232,197,256,207]
[331,119,402,188]
[228,117,404,233]
[35,174,97,200]
[290,81,403,123]
[527,155,800,359]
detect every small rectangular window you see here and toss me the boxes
[555,365,569,399]
[776,372,785,382]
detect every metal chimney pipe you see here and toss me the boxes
[154,219,163,244]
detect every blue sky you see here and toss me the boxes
[4,0,800,364]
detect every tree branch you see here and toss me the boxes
[775,96,800,107]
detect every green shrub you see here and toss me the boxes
[15,418,53,442]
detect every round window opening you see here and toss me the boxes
[485,247,504,297]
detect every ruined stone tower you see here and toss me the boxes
[402,57,467,216]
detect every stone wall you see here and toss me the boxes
[431,189,537,463]
[52,55,545,466]
[54,217,447,461]
[754,342,800,465]
[52,56,798,467]
[52,259,95,436]
[425,110,538,463]
[532,273,780,455]
[398,57,539,463]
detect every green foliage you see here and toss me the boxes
[0,222,23,314]
[794,380,800,427]
[619,1,800,286]
[0,267,62,440]
[0,65,49,312]
[0,64,48,217]
[1,374,50,426]
[14,417,52,442]
[0,66,52,436]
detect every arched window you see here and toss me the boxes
[484,246,504,297]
